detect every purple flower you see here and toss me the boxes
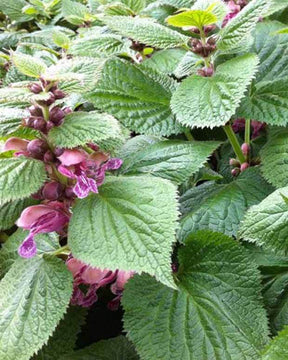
[232,118,266,138]
[16,203,70,258]
[222,1,241,27]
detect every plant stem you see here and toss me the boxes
[42,105,50,122]
[245,118,251,144]
[223,125,246,164]
[51,245,70,256]
[184,129,194,141]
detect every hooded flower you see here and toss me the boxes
[222,1,241,27]
[3,137,29,156]
[57,149,123,199]
[16,202,70,258]
[232,118,266,138]
[66,257,134,308]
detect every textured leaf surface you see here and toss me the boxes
[260,129,288,188]
[69,176,178,288]
[0,107,28,136]
[171,54,259,128]
[0,198,37,231]
[179,168,273,240]
[59,336,139,360]
[142,49,187,75]
[0,256,73,360]
[0,0,32,22]
[49,111,122,148]
[87,58,182,136]
[103,16,189,49]
[120,140,220,184]
[166,9,217,28]
[123,231,269,360]
[121,0,146,13]
[0,157,46,202]
[11,53,47,78]
[217,0,270,52]
[262,326,288,360]
[238,187,288,255]
[33,307,87,360]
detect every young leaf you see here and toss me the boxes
[68,176,179,289]
[0,87,46,105]
[171,54,259,128]
[121,0,146,13]
[179,168,273,239]
[0,256,73,360]
[260,129,288,188]
[52,30,70,50]
[33,307,87,360]
[217,0,270,52]
[48,111,122,148]
[87,58,182,136]
[192,0,228,24]
[0,157,46,202]
[123,231,269,360]
[62,0,92,25]
[0,107,28,136]
[262,326,288,360]
[238,187,288,255]
[166,9,217,28]
[59,336,139,360]
[119,139,220,184]
[103,16,189,49]
[11,53,47,78]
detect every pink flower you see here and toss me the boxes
[222,1,241,27]
[232,118,266,138]
[3,137,29,156]
[58,150,123,199]
[16,202,70,258]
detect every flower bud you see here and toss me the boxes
[54,147,64,157]
[46,121,55,132]
[27,139,48,159]
[240,162,250,172]
[194,43,203,54]
[38,93,55,106]
[28,105,43,117]
[42,182,63,200]
[65,186,75,199]
[229,158,240,167]
[49,106,65,124]
[204,25,216,34]
[33,117,46,132]
[189,27,200,34]
[29,83,42,94]
[207,37,216,45]
[241,143,250,156]
[53,89,66,99]
[23,117,35,128]
[231,168,240,177]
[43,150,55,163]
[63,107,72,115]
[190,38,199,48]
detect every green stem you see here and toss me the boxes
[223,125,246,164]
[245,118,251,144]
[42,105,50,122]
[50,245,70,256]
[184,129,194,141]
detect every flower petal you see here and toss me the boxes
[18,234,37,258]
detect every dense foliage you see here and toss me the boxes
[0,0,288,359]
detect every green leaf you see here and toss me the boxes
[120,139,220,184]
[0,87,49,105]
[0,0,33,22]
[103,16,189,49]
[62,0,92,25]
[171,54,259,128]
[11,53,47,78]
[121,0,146,13]
[0,157,46,202]
[0,198,37,231]
[0,229,60,279]
[260,129,288,188]
[179,168,274,240]
[0,107,28,136]
[238,187,288,255]
[192,0,228,25]
[69,34,130,58]
[262,326,288,360]
[264,0,288,17]
[59,336,139,360]
[123,230,269,360]
[52,30,70,50]
[0,256,73,360]
[166,9,217,28]
[68,176,179,288]
[87,58,182,136]
[217,0,270,52]
[48,111,122,148]
[33,307,87,360]
[173,51,202,78]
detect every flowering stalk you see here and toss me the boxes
[223,124,246,164]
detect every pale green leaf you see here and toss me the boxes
[262,326,288,360]
[62,0,92,24]
[192,0,228,24]
[260,129,288,188]
[217,0,270,52]
[0,256,73,360]
[103,16,189,49]
[0,87,48,105]
[121,0,146,13]
[120,139,220,184]
[0,157,46,202]
[179,168,274,240]
[0,107,28,136]
[52,30,70,50]
[166,9,217,28]
[48,111,122,148]
[171,54,259,128]
[11,53,47,78]
[173,51,202,78]
[59,336,139,360]
[264,0,288,17]
[68,176,179,288]
[0,0,33,22]
[87,58,183,136]
[123,230,269,360]
[238,187,288,255]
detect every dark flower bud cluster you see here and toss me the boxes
[197,66,214,77]
[189,25,216,35]
[230,143,251,176]
[190,37,216,58]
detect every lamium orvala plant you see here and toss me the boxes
[0,0,288,359]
